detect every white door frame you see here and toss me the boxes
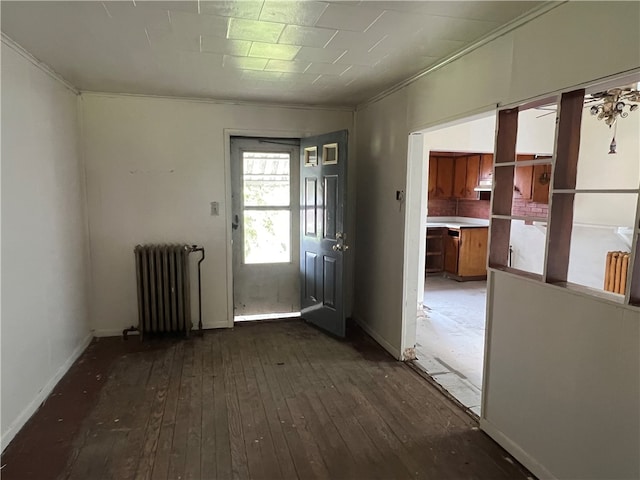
[399,108,497,359]
[223,128,319,328]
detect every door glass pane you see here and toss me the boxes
[243,152,290,207]
[244,210,291,264]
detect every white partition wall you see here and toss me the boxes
[355,2,640,478]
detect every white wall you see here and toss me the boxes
[354,88,409,357]
[483,273,639,479]
[1,43,91,449]
[354,2,640,478]
[574,109,640,226]
[81,93,353,336]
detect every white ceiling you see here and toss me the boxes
[1,1,544,106]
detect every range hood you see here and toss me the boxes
[474,179,493,192]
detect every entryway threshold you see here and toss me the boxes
[407,359,481,421]
[234,312,301,322]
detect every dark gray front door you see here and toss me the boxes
[300,130,348,337]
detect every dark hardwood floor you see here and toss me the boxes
[1,320,532,480]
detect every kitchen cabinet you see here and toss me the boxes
[430,153,482,200]
[479,154,493,182]
[428,156,437,198]
[532,164,551,203]
[444,227,489,280]
[514,155,551,204]
[452,155,481,199]
[430,156,454,199]
[425,227,446,274]
[464,155,480,199]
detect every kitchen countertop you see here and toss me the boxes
[426,216,489,229]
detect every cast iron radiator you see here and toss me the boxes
[604,250,630,295]
[124,244,205,339]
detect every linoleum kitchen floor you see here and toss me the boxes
[416,276,487,416]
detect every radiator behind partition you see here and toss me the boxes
[604,251,630,295]
[133,244,197,338]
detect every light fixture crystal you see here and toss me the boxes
[585,84,639,153]
[585,86,640,128]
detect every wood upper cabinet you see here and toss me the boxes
[513,154,551,204]
[428,156,438,198]
[532,164,551,203]
[431,156,454,198]
[453,157,467,198]
[464,155,481,199]
[479,154,493,181]
[428,152,488,200]
[452,155,481,199]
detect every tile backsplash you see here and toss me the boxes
[428,195,548,220]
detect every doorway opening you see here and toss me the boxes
[417,120,496,416]
[403,104,559,416]
[230,137,301,322]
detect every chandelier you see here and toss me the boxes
[585,86,640,154]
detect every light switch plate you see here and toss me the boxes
[210,201,219,216]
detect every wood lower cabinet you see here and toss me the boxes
[444,227,489,280]
[426,227,446,274]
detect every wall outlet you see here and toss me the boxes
[210,201,219,216]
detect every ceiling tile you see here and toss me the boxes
[264,59,311,73]
[324,29,384,52]
[135,1,199,14]
[147,29,200,52]
[226,18,285,43]
[363,9,426,38]
[280,72,322,84]
[201,36,251,56]
[103,2,171,31]
[0,0,545,106]
[200,1,264,20]
[304,62,351,76]
[223,55,268,70]
[338,64,375,78]
[169,11,228,36]
[248,42,300,61]
[260,1,329,26]
[241,70,283,82]
[406,1,542,23]
[333,49,386,67]
[295,46,346,63]
[315,3,383,32]
[278,25,336,48]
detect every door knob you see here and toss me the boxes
[333,232,349,252]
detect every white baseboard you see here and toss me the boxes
[353,316,401,360]
[1,332,94,452]
[480,418,557,480]
[93,323,231,338]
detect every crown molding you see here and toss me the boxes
[79,91,355,112]
[357,1,566,111]
[1,33,79,95]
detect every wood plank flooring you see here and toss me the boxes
[1,320,533,480]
